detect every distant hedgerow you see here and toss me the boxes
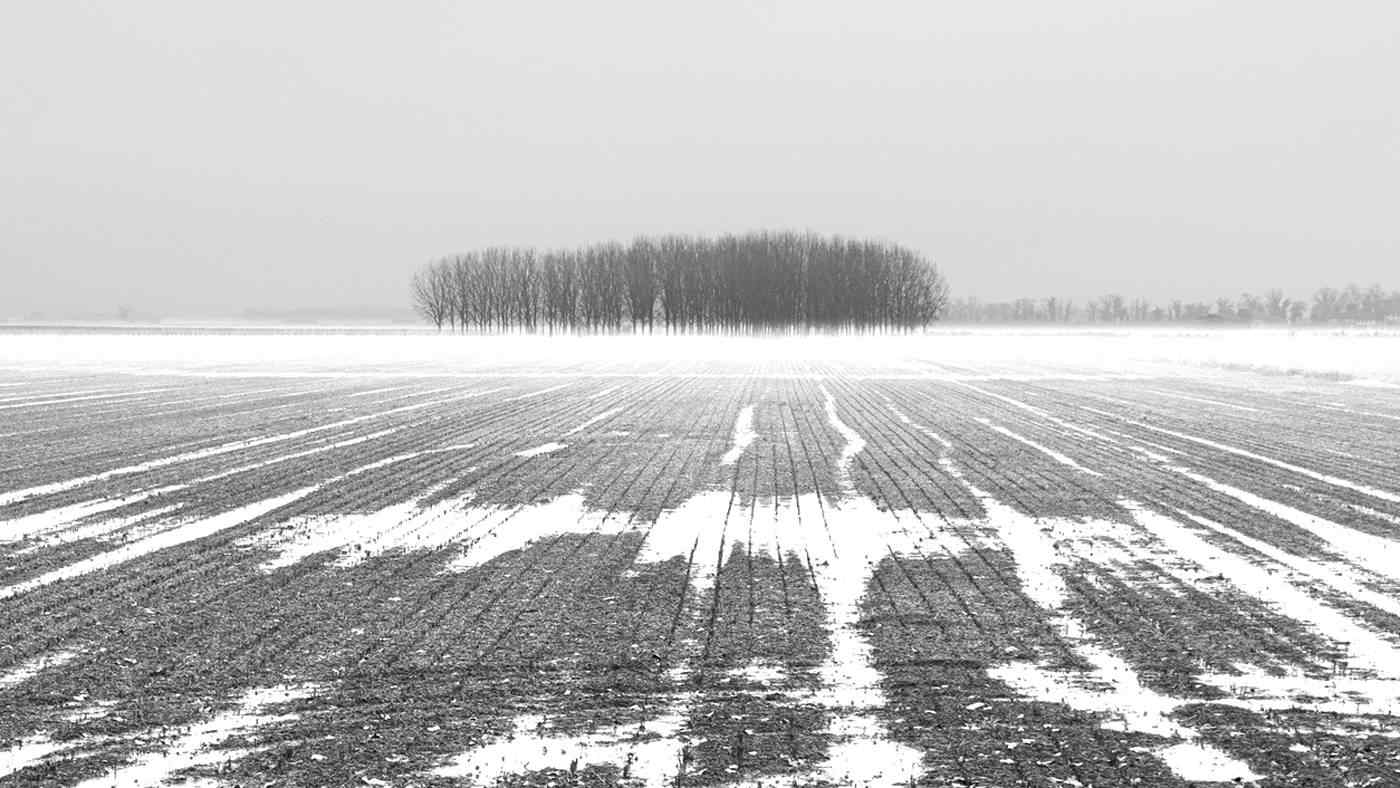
[411,232,948,334]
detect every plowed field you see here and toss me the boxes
[3,333,1399,787]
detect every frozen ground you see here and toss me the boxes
[2,328,1399,786]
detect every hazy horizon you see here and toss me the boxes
[4,2,1397,319]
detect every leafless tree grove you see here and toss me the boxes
[411,232,949,333]
[944,283,1400,325]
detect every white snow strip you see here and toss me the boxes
[1174,509,1400,620]
[1346,503,1400,527]
[992,644,1191,739]
[504,383,571,401]
[253,486,619,573]
[726,659,787,685]
[1145,389,1261,412]
[436,481,926,786]
[0,491,182,544]
[564,406,623,436]
[1200,665,1400,717]
[69,684,317,788]
[345,386,408,397]
[0,649,79,689]
[2,428,400,550]
[975,417,1103,477]
[13,505,183,555]
[0,488,314,599]
[247,497,444,571]
[0,388,501,507]
[1085,407,1400,504]
[719,405,756,465]
[940,458,1259,783]
[241,448,475,567]
[515,442,567,458]
[585,385,619,400]
[888,404,953,449]
[0,389,173,411]
[632,490,736,594]
[1124,503,1400,683]
[448,494,626,572]
[0,736,79,780]
[196,428,403,485]
[1152,459,1400,583]
[821,387,866,485]
[433,709,689,786]
[799,494,931,783]
[953,382,1121,447]
[0,386,125,404]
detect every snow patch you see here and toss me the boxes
[0,488,315,599]
[719,405,756,466]
[975,417,1103,477]
[433,709,689,786]
[821,388,866,485]
[69,684,316,788]
[1090,409,1400,504]
[0,649,79,689]
[0,388,498,508]
[564,406,623,436]
[940,458,1259,783]
[515,442,567,458]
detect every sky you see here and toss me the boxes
[2,1,1397,318]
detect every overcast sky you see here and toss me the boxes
[2,1,1396,317]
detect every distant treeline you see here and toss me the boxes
[945,284,1400,325]
[411,232,949,333]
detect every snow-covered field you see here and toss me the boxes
[2,329,1399,786]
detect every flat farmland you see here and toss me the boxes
[3,331,1400,787]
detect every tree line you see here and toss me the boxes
[411,232,949,333]
[944,284,1400,325]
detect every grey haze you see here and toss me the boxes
[1,1,1396,319]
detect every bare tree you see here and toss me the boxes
[411,261,452,331]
